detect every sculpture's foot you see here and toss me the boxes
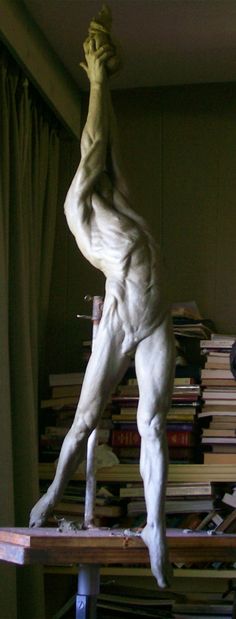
[141,523,172,589]
[29,492,54,528]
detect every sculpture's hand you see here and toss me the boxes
[80,38,115,84]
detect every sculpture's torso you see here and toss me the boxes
[73,190,167,353]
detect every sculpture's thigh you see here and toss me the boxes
[75,323,130,428]
[135,315,175,422]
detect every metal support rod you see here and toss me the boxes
[77,295,104,528]
[76,564,100,619]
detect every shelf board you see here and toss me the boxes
[44,565,236,579]
[39,462,236,483]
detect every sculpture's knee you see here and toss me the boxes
[70,414,92,445]
[137,414,165,442]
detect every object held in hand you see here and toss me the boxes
[88,4,121,75]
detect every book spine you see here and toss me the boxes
[52,385,82,398]
[49,372,85,386]
[168,446,195,461]
[111,429,194,447]
[166,423,195,432]
[128,377,196,386]
[111,430,140,447]
[167,430,194,446]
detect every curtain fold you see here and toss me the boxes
[0,46,60,618]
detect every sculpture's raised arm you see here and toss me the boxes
[64,40,113,242]
[106,90,130,200]
[70,42,110,196]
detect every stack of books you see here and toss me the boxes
[55,483,125,527]
[119,480,215,525]
[199,334,236,464]
[40,372,113,462]
[111,376,201,465]
[168,382,201,463]
[39,372,124,526]
[97,581,233,619]
[39,476,125,527]
[172,301,214,370]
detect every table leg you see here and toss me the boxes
[76,564,100,619]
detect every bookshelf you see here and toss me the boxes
[39,461,236,483]
[44,564,236,580]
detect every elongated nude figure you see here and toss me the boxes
[30,29,175,588]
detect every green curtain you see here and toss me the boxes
[0,46,60,618]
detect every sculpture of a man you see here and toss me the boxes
[30,9,175,589]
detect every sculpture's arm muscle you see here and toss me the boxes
[63,138,100,250]
[66,79,108,205]
[64,54,110,243]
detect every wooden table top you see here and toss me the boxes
[0,527,236,566]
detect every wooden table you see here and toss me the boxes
[1,526,236,564]
[1,527,236,618]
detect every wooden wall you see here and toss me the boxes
[44,82,236,379]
